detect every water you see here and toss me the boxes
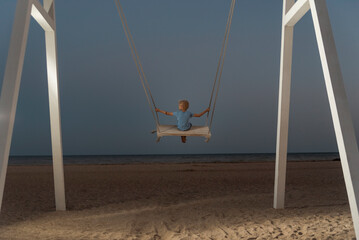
[7,153,340,166]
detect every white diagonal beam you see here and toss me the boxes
[31,0,55,32]
[0,0,32,211]
[284,0,310,27]
[309,0,359,237]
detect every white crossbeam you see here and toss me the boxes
[31,0,55,31]
[284,0,310,27]
[43,0,54,13]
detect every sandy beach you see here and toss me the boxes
[0,161,355,239]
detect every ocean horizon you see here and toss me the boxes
[7,152,340,166]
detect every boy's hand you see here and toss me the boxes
[206,107,210,112]
[155,108,159,112]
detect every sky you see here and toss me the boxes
[0,0,359,156]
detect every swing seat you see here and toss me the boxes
[155,125,211,142]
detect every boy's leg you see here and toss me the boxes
[181,136,186,143]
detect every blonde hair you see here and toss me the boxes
[178,99,189,110]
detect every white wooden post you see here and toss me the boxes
[275,0,359,237]
[0,0,66,212]
[309,0,359,236]
[274,0,295,209]
[43,0,66,211]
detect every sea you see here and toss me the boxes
[7,153,340,166]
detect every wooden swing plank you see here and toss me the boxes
[157,125,211,138]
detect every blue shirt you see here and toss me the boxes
[173,111,193,131]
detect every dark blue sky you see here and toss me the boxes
[1,0,359,155]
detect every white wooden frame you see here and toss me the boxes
[274,0,359,237]
[0,0,65,211]
[1,0,359,237]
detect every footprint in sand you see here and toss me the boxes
[153,234,161,240]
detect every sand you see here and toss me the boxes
[0,161,355,239]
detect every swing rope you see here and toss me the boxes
[207,0,236,130]
[115,0,236,134]
[114,0,160,129]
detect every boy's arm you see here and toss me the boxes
[193,107,210,117]
[156,108,173,116]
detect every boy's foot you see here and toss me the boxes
[181,136,186,143]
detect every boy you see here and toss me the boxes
[155,100,210,143]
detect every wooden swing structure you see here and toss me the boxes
[114,0,236,143]
[1,0,359,238]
